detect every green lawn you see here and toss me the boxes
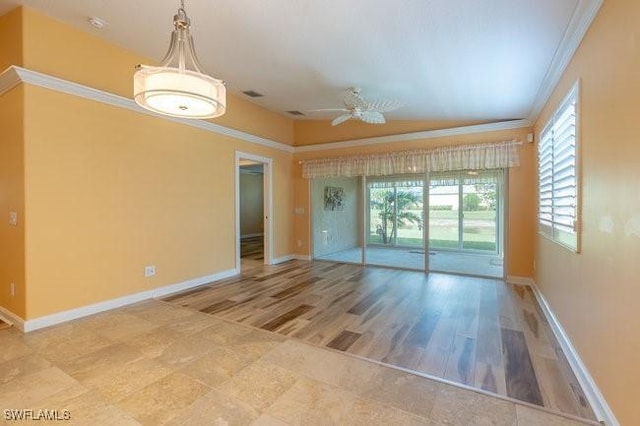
[426,210,496,220]
[369,234,496,251]
[368,208,497,251]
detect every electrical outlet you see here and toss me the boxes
[144,265,156,277]
[9,211,17,226]
[10,282,15,297]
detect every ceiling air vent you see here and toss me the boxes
[242,90,263,98]
[287,110,305,116]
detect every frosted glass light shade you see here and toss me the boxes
[134,66,226,119]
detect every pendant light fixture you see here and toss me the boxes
[133,0,226,119]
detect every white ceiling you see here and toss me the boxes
[0,0,600,122]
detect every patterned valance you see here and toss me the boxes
[301,140,521,178]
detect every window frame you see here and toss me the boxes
[537,81,581,253]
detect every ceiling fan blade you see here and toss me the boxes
[306,108,349,113]
[367,99,403,113]
[343,88,368,110]
[359,111,386,124]
[331,114,352,126]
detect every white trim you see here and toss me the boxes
[294,255,312,261]
[520,280,619,426]
[0,66,295,153]
[235,152,274,269]
[506,276,535,286]
[0,305,24,332]
[18,268,238,333]
[272,255,297,264]
[241,233,264,238]
[528,0,603,123]
[293,119,532,153]
[0,67,533,153]
[0,66,21,95]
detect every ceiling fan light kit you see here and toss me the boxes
[133,0,226,119]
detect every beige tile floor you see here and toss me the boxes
[0,300,598,425]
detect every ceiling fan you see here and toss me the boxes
[312,87,402,126]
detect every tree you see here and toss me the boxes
[371,189,422,244]
[474,183,497,210]
[463,193,481,211]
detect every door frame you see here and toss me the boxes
[235,151,273,270]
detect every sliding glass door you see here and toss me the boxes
[311,170,505,278]
[366,178,425,269]
[428,171,503,277]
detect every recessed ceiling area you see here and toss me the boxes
[0,0,599,122]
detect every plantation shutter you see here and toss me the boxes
[538,85,579,250]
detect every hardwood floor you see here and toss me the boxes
[162,260,596,421]
[240,236,263,261]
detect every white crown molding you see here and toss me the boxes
[0,66,21,96]
[0,66,535,153]
[506,275,535,287]
[293,119,532,153]
[0,66,295,154]
[527,0,604,123]
[6,268,239,333]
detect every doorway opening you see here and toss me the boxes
[235,152,273,270]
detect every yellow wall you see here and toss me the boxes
[22,84,292,318]
[0,86,26,318]
[293,127,536,278]
[0,7,22,71]
[534,1,640,424]
[0,6,294,320]
[294,119,495,145]
[19,7,294,145]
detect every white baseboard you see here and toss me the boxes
[271,254,312,264]
[272,255,296,264]
[241,233,264,238]
[0,305,24,332]
[527,281,619,426]
[5,268,239,333]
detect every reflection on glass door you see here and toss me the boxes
[312,177,363,264]
[462,182,497,251]
[366,178,424,270]
[428,171,504,278]
[428,184,460,250]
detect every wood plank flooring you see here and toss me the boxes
[161,260,596,421]
[240,236,263,260]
